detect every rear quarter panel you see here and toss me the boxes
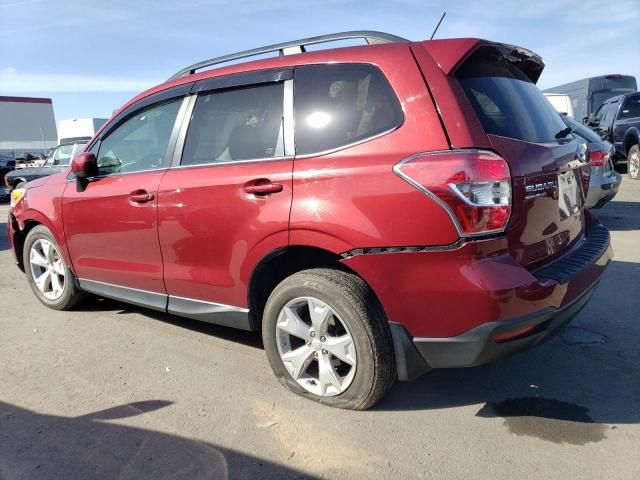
[290,45,458,251]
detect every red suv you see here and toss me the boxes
[8,32,612,410]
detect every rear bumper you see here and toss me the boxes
[586,172,621,209]
[390,279,598,379]
[342,221,612,381]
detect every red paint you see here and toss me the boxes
[62,171,167,293]
[157,159,293,307]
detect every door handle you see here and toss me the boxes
[244,181,283,195]
[129,190,155,203]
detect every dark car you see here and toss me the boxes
[561,115,621,208]
[8,31,612,410]
[0,155,17,201]
[4,142,87,196]
[588,92,640,178]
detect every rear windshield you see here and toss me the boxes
[457,46,566,143]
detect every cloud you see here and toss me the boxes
[0,68,157,93]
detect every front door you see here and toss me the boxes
[62,97,186,307]
[157,77,293,324]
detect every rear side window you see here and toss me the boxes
[294,64,403,155]
[457,46,566,143]
[181,83,284,165]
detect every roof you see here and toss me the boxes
[0,96,52,104]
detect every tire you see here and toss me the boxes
[628,145,640,180]
[23,225,85,310]
[262,268,396,410]
[15,181,26,190]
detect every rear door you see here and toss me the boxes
[157,71,293,324]
[453,45,590,267]
[63,91,188,306]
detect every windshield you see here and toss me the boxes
[46,143,87,166]
[457,47,566,143]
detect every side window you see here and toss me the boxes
[620,95,640,119]
[294,64,403,155]
[181,83,284,166]
[97,99,182,175]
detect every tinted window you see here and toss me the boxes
[181,83,284,165]
[457,47,566,143]
[620,94,640,119]
[294,64,403,155]
[97,99,181,175]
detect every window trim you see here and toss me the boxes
[87,84,192,151]
[291,63,405,158]
[171,77,294,168]
[87,95,191,180]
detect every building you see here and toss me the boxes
[0,96,57,157]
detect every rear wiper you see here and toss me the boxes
[555,126,572,139]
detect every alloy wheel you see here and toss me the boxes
[29,239,66,300]
[275,296,357,397]
[629,151,639,178]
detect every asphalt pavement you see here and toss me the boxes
[1,175,639,479]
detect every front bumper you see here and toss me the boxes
[343,221,612,381]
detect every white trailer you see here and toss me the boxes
[544,93,575,118]
[57,117,107,144]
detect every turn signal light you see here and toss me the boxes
[394,150,512,237]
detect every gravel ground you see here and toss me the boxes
[1,173,639,479]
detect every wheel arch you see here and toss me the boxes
[247,245,380,328]
[623,128,640,155]
[12,219,43,272]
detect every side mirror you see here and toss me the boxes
[71,152,98,179]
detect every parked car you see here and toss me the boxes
[14,152,46,169]
[4,141,87,196]
[561,115,621,208]
[8,32,612,410]
[0,155,16,201]
[587,92,640,178]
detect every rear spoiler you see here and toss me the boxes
[420,38,545,83]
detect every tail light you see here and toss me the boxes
[590,150,609,167]
[394,150,511,237]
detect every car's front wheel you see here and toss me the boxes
[23,225,85,310]
[262,268,396,410]
[628,145,640,180]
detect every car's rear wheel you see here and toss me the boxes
[262,268,396,410]
[628,145,640,180]
[24,225,85,310]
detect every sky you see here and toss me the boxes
[1,0,638,124]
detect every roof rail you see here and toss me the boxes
[167,31,409,81]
